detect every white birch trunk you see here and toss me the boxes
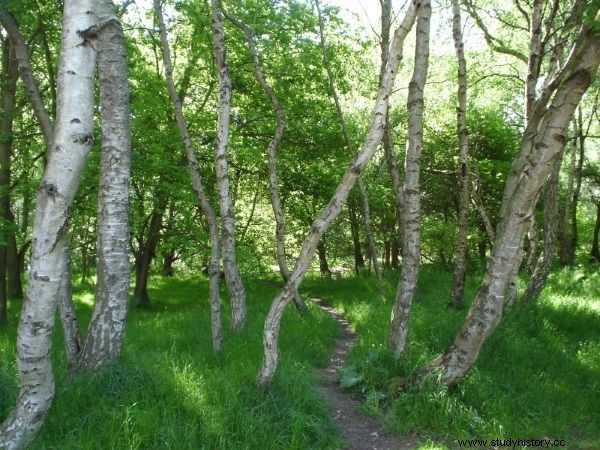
[223,10,306,311]
[76,0,131,371]
[0,1,97,446]
[449,0,470,308]
[417,26,600,385]
[388,0,431,358]
[211,0,246,331]
[257,0,420,387]
[155,0,223,351]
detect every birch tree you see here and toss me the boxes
[448,0,470,308]
[76,0,131,370]
[416,7,600,385]
[155,0,223,350]
[211,0,246,331]
[388,0,431,358]
[222,9,306,312]
[0,0,97,446]
[257,0,420,387]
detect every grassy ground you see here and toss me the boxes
[303,264,600,449]
[0,277,342,449]
[1,264,598,449]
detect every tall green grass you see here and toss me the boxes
[0,277,341,449]
[303,265,600,449]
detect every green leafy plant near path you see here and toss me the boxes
[0,278,342,449]
[304,265,600,449]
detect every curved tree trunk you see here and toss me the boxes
[388,0,431,358]
[211,0,246,331]
[155,0,223,350]
[416,28,600,385]
[315,0,385,299]
[257,0,419,388]
[448,0,470,308]
[77,0,131,371]
[223,10,306,312]
[0,1,97,445]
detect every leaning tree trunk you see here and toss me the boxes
[416,27,600,385]
[502,0,544,306]
[315,0,385,299]
[448,0,470,308]
[211,0,246,331]
[155,0,223,350]
[56,245,82,370]
[388,0,431,358]
[0,1,97,446]
[77,0,131,371]
[0,38,18,323]
[522,154,562,301]
[223,10,306,311]
[257,0,419,388]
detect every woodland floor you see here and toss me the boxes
[312,297,416,450]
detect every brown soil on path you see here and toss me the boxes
[312,297,417,450]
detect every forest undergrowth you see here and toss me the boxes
[0,264,598,449]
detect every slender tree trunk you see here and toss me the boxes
[391,238,400,267]
[525,215,537,273]
[522,155,562,301]
[388,0,431,358]
[315,0,385,299]
[0,38,18,323]
[77,0,131,371]
[416,28,600,385]
[257,0,419,387]
[348,201,365,275]
[380,0,404,246]
[448,0,469,308]
[0,1,97,445]
[590,201,600,263]
[155,0,223,349]
[211,0,246,331]
[559,128,577,263]
[569,109,585,261]
[471,172,495,243]
[133,211,162,307]
[224,10,306,311]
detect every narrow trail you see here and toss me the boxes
[311,297,416,450]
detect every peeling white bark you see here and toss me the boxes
[211,0,246,331]
[257,0,419,387]
[0,1,97,446]
[77,0,131,371]
[418,24,600,385]
[155,0,222,351]
[388,0,431,358]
